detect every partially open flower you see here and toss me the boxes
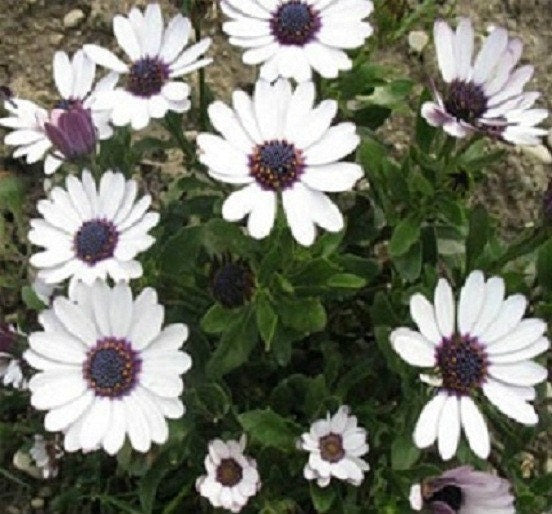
[409,466,515,513]
[196,435,261,513]
[422,18,548,145]
[210,256,255,309]
[44,105,96,162]
[298,405,369,487]
[29,435,64,480]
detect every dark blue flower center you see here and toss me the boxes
[83,338,141,398]
[436,335,488,395]
[74,219,118,265]
[127,57,169,97]
[319,433,345,463]
[271,1,321,46]
[428,485,463,511]
[216,458,243,487]
[211,260,255,309]
[444,80,488,124]
[249,140,304,191]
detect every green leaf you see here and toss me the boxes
[537,238,552,291]
[238,408,301,449]
[466,205,489,271]
[391,435,420,470]
[189,382,230,420]
[309,483,336,513]
[277,298,327,334]
[21,286,46,311]
[200,304,242,334]
[206,306,258,377]
[415,87,436,152]
[139,453,172,513]
[159,226,202,274]
[255,292,278,350]
[389,218,420,257]
[326,273,366,289]
[0,173,25,213]
[393,241,422,281]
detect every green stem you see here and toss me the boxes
[194,23,207,131]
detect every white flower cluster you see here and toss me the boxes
[0,2,548,513]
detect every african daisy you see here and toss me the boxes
[298,405,369,487]
[84,3,212,130]
[197,78,363,246]
[390,270,549,460]
[24,280,191,454]
[196,435,261,513]
[0,50,116,175]
[423,18,548,145]
[29,170,159,286]
[409,466,515,514]
[221,0,373,82]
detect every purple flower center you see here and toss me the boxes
[249,140,305,191]
[83,338,141,398]
[270,1,321,46]
[436,334,488,396]
[127,57,169,98]
[211,259,255,309]
[319,433,345,463]
[74,219,118,265]
[444,80,488,124]
[428,485,463,512]
[216,458,243,487]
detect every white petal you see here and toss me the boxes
[109,282,133,338]
[222,183,264,221]
[483,379,538,425]
[303,122,360,166]
[128,288,163,350]
[162,81,190,102]
[433,20,457,83]
[301,162,362,193]
[480,294,527,343]
[232,90,263,144]
[84,45,129,73]
[80,397,112,451]
[454,18,474,81]
[390,327,435,367]
[284,81,315,141]
[294,100,337,150]
[471,277,505,337]
[434,278,455,338]
[486,318,547,354]
[123,395,151,453]
[113,15,141,61]
[472,28,508,85]
[410,294,442,345]
[207,101,255,154]
[254,80,278,141]
[460,396,490,459]
[160,14,191,63]
[30,372,87,410]
[44,390,94,432]
[142,3,164,57]
[102,399,127,455]
[437,395,460,460]
[53,297,98,345]
[247,187,277,240]
[282,183,316,246]
[489,337,550,364]
[53,51,74,99]
[413,393,447,448]
[488,361,547,386]
[457,270,485,336]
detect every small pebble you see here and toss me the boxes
[63,9,85,29]
[520,144,552,164]
[408,30,429,53]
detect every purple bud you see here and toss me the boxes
[44,104,96,161]
[0,323,16,354]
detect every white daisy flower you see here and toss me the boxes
[390,270,550,461]
[29,169,159,286]
[29,435,63,480]
[84,3,212,131]
[298,405,369,487]
[0,50,117,175]
[422,18,548,145]
[23,280,191,455]
[196,435,261,513]
[197,78,363,246]
[221,0,373,82]
[409,466,515,514]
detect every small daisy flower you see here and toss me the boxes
[24,280,191,455]
[221,0,373,82]
[298,405,369,487]
[409,466,515,513]
[197,79,363,246]
[29,435,64,480]
[196,435,261,513]
[0,50,116,175]
[29,170,159,286]
[84,3,212,131]
[390,270,550,460]
[422,18,548,145]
